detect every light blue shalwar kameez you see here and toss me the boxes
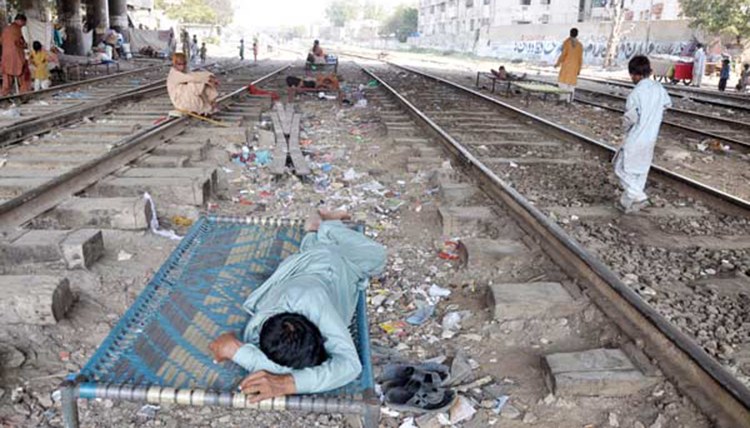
[231,221,386,394]
[614,78,672,209]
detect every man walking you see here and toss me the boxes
[692,43,706,87]
[1,14,30,96]
[614,56,672,213]
[555,28,583,103]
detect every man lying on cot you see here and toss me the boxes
[166,52,220,116]
[209,209,386,402]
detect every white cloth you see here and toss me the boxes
[33,79,50,91]
[614,78,671,205]
[692,48,706,86]
[558,83,574,102]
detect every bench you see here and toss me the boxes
[475,71,511,94]
[59,215,380,428]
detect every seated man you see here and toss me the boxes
[286,74,340,101]
[209,210,386,402]
[490,65,526,81]
[306,39,326,66]
[166,52,219,115]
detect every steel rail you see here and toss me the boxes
[361,64,750,427]
[0,64,290,233]
[566,84,750,151]
[0,63,168,105]
[0,61,238,148]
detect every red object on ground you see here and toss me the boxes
[247,84,280,101]
[674,63,694,81]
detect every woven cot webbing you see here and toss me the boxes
[77,216,374,396]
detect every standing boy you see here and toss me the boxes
[614,56,672,213]
[718,58,730,92]
[30,41,51,91]
[200,42,207,64]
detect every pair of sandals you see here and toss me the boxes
[378,363,457,413]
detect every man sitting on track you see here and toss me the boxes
[285,74,340,102]
[166,52,220,116]
[209,209,386,402]
[614,56,672,214]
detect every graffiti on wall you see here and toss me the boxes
[481,38,687,65]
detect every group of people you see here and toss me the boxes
[1,14,63,96]
[180,31,208,65]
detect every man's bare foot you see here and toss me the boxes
[318,209,350,221]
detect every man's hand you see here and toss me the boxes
[209,332,242,363]
[240,371,296,403]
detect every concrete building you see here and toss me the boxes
[413,0,695,65]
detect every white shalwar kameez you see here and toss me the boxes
[614,78,672,211]
[692,48,706,87]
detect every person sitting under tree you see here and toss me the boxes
[166,52,220,116]
[209,209,386,401]
[614,56,672,214]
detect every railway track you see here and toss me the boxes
[0,61,237,147]
[0,62,289,233]
[361,62,750,427]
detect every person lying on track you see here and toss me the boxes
[614,55,672,214]
[166,52,220,116]
[209,209,386,402]
[285,74,340,102]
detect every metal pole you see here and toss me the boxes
[644,0,654,54]
[61,381,80,428]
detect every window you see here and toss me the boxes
[540,14,550,23]
[430,5,435,13]
[520,0,531,5]
[540,0,551,4]
[484,0,491,4]
[470,18,475,31]
[466,0,474,7]
[439,23,446,33]
[439,2,446,11]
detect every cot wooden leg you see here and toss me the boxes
[61,381,80,428]
[475,72,480,88]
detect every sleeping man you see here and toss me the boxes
[209,210,386,402]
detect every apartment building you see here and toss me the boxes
[417,0,683,37]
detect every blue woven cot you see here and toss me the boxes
[60,215,380,428]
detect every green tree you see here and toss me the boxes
[381,5,418,42]
[325,0,359,27]
[680,0,750,44]
[155,0,232,25]
[362,1,386,21]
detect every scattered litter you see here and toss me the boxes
[509,161,519,168]
[136,404,160,419]
[439,241,461,260]
[254,149,272,166]
[381,407,400,418]
[450,396,476,424]
[117,250,133,261]
[398,417,417,428]
[171,216,194,227]
[0,158,6,168]
[0,107,20,118]
[406,301,435,326]
[441,312,462,339]
[143,193,181,241]
[428,285,451,298]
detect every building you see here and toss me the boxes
[412,0,695,64]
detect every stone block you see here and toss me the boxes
[117,167,218,194]
[89,176,210,206]
[152,143,209,161]
[137,155,189,168]
[0,230,69,265]
[48,197,151,230]
[487,282,581,321]
[0,276,74,325]
[59,229,105,269]
[439,183,476,205]
[459,238,527,269]
[189,127,247,144]
[543,349,658,397]
[438,206,494,236]
[5,155,95,168]
[0,178,50,198]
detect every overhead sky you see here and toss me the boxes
[234,0,414,29]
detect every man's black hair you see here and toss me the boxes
[259,312,328,369]
[32,41,42,51]
[570,28,578,38]
[14,14,27,22]
[628,55,651,77]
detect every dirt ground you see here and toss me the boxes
[0,57,712,428]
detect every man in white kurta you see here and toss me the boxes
[166,52,219,115]
[692,44,706,87]
[614,56,672,213]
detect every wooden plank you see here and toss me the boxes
[270,113,288,175]
[287,114,310,176]
[274,103,293,136]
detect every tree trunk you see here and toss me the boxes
[59,0,85,55]
[85,0,109,46]
[0,0,8,34]
[603,0,626,68]
[108,0,128,34]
